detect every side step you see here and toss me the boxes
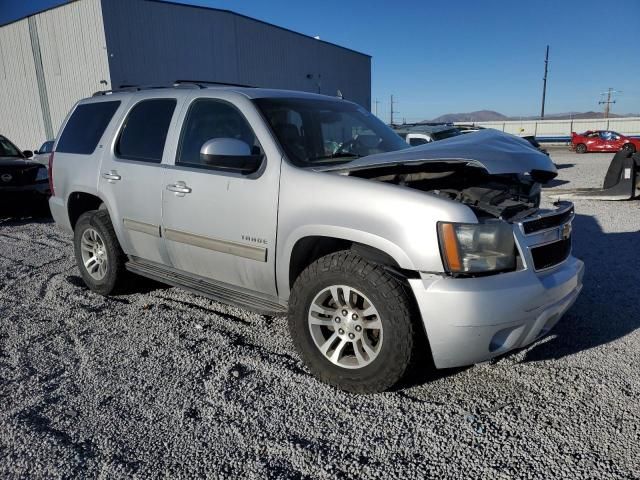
[126,257,287,315]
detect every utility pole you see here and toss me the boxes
[374,99,380,117]
[599,88,621,118]
[540,45,549,119]
[390,94,398,125]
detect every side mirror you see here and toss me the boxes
[199,138,262,174]
[23,150,33,158]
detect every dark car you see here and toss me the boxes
[0,135,50,215]
[521,135,549,156]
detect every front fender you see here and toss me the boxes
[275,162,478,300]
[276,225,415,299]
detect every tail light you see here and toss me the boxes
[48,152,55,196]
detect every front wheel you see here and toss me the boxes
[73,209,128,295]
[575,143,587,154]
[288,251,418,393]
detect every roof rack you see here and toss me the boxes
[91,84,169,96]
[91,80,256,97]
[173,79,256,88]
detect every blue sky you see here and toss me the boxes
[2,0,639,121]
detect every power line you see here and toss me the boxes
[598,88,622,119]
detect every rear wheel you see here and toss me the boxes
[288,250,417,393]
[622,143,636,153]
[575,143,587,154]
[73,210,128,295]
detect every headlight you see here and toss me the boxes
[35,168,48,182]
[437,221,516,274]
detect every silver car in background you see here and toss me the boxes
[48,84,584,393]
[32,140,54,166]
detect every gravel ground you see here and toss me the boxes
[1,147,639,478]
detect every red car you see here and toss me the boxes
[571,130,640,154]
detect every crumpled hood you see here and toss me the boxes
[318,129,557,178]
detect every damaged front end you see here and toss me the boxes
[319,129,559,222]
[319,130,572,276]
[344,162,555,222]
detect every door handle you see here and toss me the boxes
[102,170,121,182]
[166,182,192,195]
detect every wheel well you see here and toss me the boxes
[288,236,413,288]
[68,192,103,230]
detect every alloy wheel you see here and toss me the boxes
[80,227,108,281]
[307,285,383,369]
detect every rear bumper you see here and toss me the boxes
[409,256,584,369]
[49,195,73,233]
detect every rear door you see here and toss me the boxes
[98,95,181,264]
[161,94,281,296]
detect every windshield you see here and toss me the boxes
[430,128,462,141]
[0,137,22,157]
[253,98,409,166]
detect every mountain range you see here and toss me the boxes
[426,110,639,123]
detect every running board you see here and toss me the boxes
[125,258,287,315]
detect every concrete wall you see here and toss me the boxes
[0,0,110,150]
[100,0,371,109]
[462,117,640,140]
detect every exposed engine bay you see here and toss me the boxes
[346,162,554,221]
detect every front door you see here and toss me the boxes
[99,96,179,265]
[161,97,281,296]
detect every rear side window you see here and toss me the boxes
[56,101,120,154]
[116,99,177,163]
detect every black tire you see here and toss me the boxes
[622,143,636,153]
[73,209,128,295]
[575,143,587,154]
[288,250,418,393]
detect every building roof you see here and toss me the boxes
[0,0,370,58]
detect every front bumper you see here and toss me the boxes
[409,256,584,368]
[0,182,50,211]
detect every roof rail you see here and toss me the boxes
[92,84,169,96]
[91,80,256,97]
[173,79,256,89]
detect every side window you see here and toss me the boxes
[176,98,261,171]
[57,101,120,154]
[409,137,429,147]
[599,131,612,140]
[116,99,177,163]
[39,141,53,153]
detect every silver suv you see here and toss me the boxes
[49,84,584,393]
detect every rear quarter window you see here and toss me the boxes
[56,101,120,154]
